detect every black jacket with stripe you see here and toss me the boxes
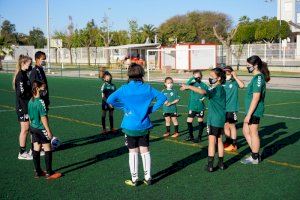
[15,70,32,114]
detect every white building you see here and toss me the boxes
[278,0,300,57]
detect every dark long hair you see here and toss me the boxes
[247,55,270,82]
[127,63,145,82]
[31,81,45,100]
[212,67,226,84]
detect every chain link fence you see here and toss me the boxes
[1,42,299,81]
[217,43,299,67]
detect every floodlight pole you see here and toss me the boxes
[46,0,51,72]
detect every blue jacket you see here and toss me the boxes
[107,81,167,132]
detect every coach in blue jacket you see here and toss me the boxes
[107,63,166,186]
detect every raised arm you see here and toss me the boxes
[231,71,245,88]
[180,84,207,95]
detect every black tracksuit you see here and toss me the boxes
[29,66,50,110]
[15,70,32,121]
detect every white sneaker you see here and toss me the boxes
[18,152,33,160]
[241,155,259,165]
[40,150,45,156]
[28,149,32,156]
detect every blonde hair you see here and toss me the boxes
[12,55,32,90]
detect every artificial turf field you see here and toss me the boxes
[0,73,299,200]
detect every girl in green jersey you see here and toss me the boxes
[181,68,226,172]
[241,55,270,165]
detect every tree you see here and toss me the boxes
[79,20,101,65]
[128,20,143,44]
[1,20,17,44]
[99,15,113,65]
[213,24,239,65]
[238,15,250,24]
[0,36,13,70]
[110,30,129,46]
[28,28,46,48]
[255,18,291,43]
[158,15,196,45]
[0,20,16,69]
[53,16,76,64]
[16,33,29,46]
[232,23,257,68]
[158,11,232,45]
[140,24,157,43]
[234,23,257,44]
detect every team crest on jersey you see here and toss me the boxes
[170,92,174,96]
[229,84,233,88]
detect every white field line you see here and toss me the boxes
[0,103,98,113]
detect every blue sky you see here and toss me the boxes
[0,0,277,34]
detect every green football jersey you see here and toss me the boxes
[186,77,209,112]
[223,79,239,112]
[162,89,180,113]
[245,74,266,117]
[101,82,116,99]
[28,97,47,129]
[206,85,226,128]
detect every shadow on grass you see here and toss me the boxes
[261,131,300,160]
[55,136,165,175]
[56,129,123,152]
[152,149,207,184]
[225,122,289,167]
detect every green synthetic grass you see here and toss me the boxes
[0,73,299,200]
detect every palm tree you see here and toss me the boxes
[238,16,250,24]
[141,24,157,43]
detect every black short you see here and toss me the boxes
[102,101,114,111]
[125,134,150,149]
[225,112,238,123]
[16,109,29,122]
[30,127,51,144]
[249,115,260,125]
[188,110,204,118]
[163,113,178,117]
[207,126,224,137]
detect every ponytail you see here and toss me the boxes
[247,55,270,82]
[12,55,32,90]
[260,61,270,82]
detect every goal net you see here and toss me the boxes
[146,44,217,81]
